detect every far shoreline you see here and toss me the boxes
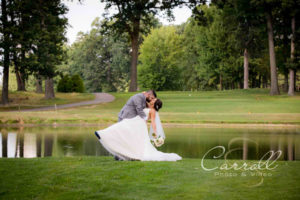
[1,122,299,129]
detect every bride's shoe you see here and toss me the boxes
[114,155,123,161]
[94,131,101,140]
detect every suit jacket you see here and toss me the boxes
[118,93,146,122]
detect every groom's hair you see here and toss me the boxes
[147,90,157,98]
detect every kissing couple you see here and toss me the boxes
[95,90,182,161]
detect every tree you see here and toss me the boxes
[34,0,68,99]
[288,16,296,95]
[10,0,31,92]
[68,18,131,92]
[186,5,241,91]
[36,76,43,93]
[250,0,281,95]
[221,0,264,89]
[211,0,270,91]
[100,0,203,91]
[266,10,280,95]
[1,0,11,104]
[282,0,300,96]
[138,26,184,90]
[275,4,292,92]
[181,19,203,90]
[1,0,68,102]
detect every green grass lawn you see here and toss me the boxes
[0,157,299,200]
[0,91,95,111]
[1,89,300,124]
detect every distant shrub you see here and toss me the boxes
[70,74,85,93]
[57,75,71,92]
[57,74,85,93]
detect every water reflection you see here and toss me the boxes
[0,126,299,160]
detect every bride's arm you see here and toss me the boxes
[150,109,157,138]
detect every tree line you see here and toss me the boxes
[1,0,299,105]
[1,0,197,104]
[96,0,299,95]
[65,0,299,94]
[0,0,67,104]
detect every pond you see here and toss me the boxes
[0,126,299,160]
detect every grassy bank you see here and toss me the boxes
[1,89,300,125]
[0,91,94,111]
[0,157,299,200]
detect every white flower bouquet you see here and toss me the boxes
[151,133,164,147]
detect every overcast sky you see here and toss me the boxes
[0,1,192,83]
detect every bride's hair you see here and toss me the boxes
[154,99,163,111]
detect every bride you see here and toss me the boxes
[95,98,182,161]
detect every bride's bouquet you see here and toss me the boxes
[151,133,164,147]
[149,111,165,147]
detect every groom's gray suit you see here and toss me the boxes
[118,93,147,122]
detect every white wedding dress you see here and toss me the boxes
[96,108,182,161]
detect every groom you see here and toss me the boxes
[118,90,157,122]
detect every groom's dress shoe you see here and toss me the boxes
[94,131,101,140]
